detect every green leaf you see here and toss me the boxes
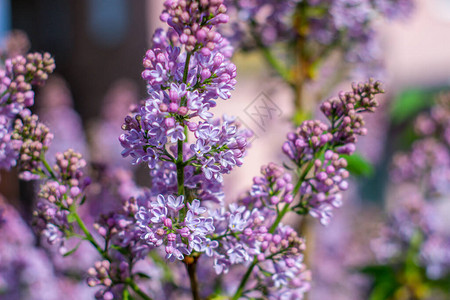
[134,272,151,280]
[390,89,431,124]
[428,274,450,293]
[341,153,374,177]
[67,212,76,223]
[359,264,399,300]
[80,195,87,205]
[123,287,130,300]
[63,241,82,257]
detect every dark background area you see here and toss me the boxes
[11,0,149,122]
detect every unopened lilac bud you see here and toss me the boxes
[168,103,179,113]
[178,106,188,116]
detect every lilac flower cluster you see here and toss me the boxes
[369,92,450,293]
[308,0,414,63]
[223,0,300,47]
[372,200,450,279]
[225,0,414,68]
[0,52,55,170]
[282,79,383,224]
[0,1,392,299]
[210,201,310,298]
[33,149,89,250]
[136,195,215,261]
[392,93,450,196]
[299,150,349,225]
[0,198,63,300]
[254,224,311,299]
[11,112,54,180]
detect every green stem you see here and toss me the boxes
[125,278,153,300]
[231,257,258,300]
[183,52,192,84]
[72,210,107,259]
[185,261,201,300]
[40,154,57,180]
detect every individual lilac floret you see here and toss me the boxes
[135,194,215,261]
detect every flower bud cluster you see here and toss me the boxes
[300,150,349,225]
[11,113,53,180]
[161,0,229,53]
[33,149,88,250]
[282,80,382,224]
[136,194,216,261]
[320,79,384,147]
[0,52,54,171]
[282,120,331,165]
[241,162,294,207]
[1,53,55,116]
[255,224,311,299]
[87,260,128,300]
[53,149,87,185]
[33,198,70,248]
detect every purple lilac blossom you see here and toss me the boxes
[392,94,450,196]
[0,197,63,300]
[223,0,301,47]
[0,52,55,171]
[282,79,383,224]
[372,200,450,279]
